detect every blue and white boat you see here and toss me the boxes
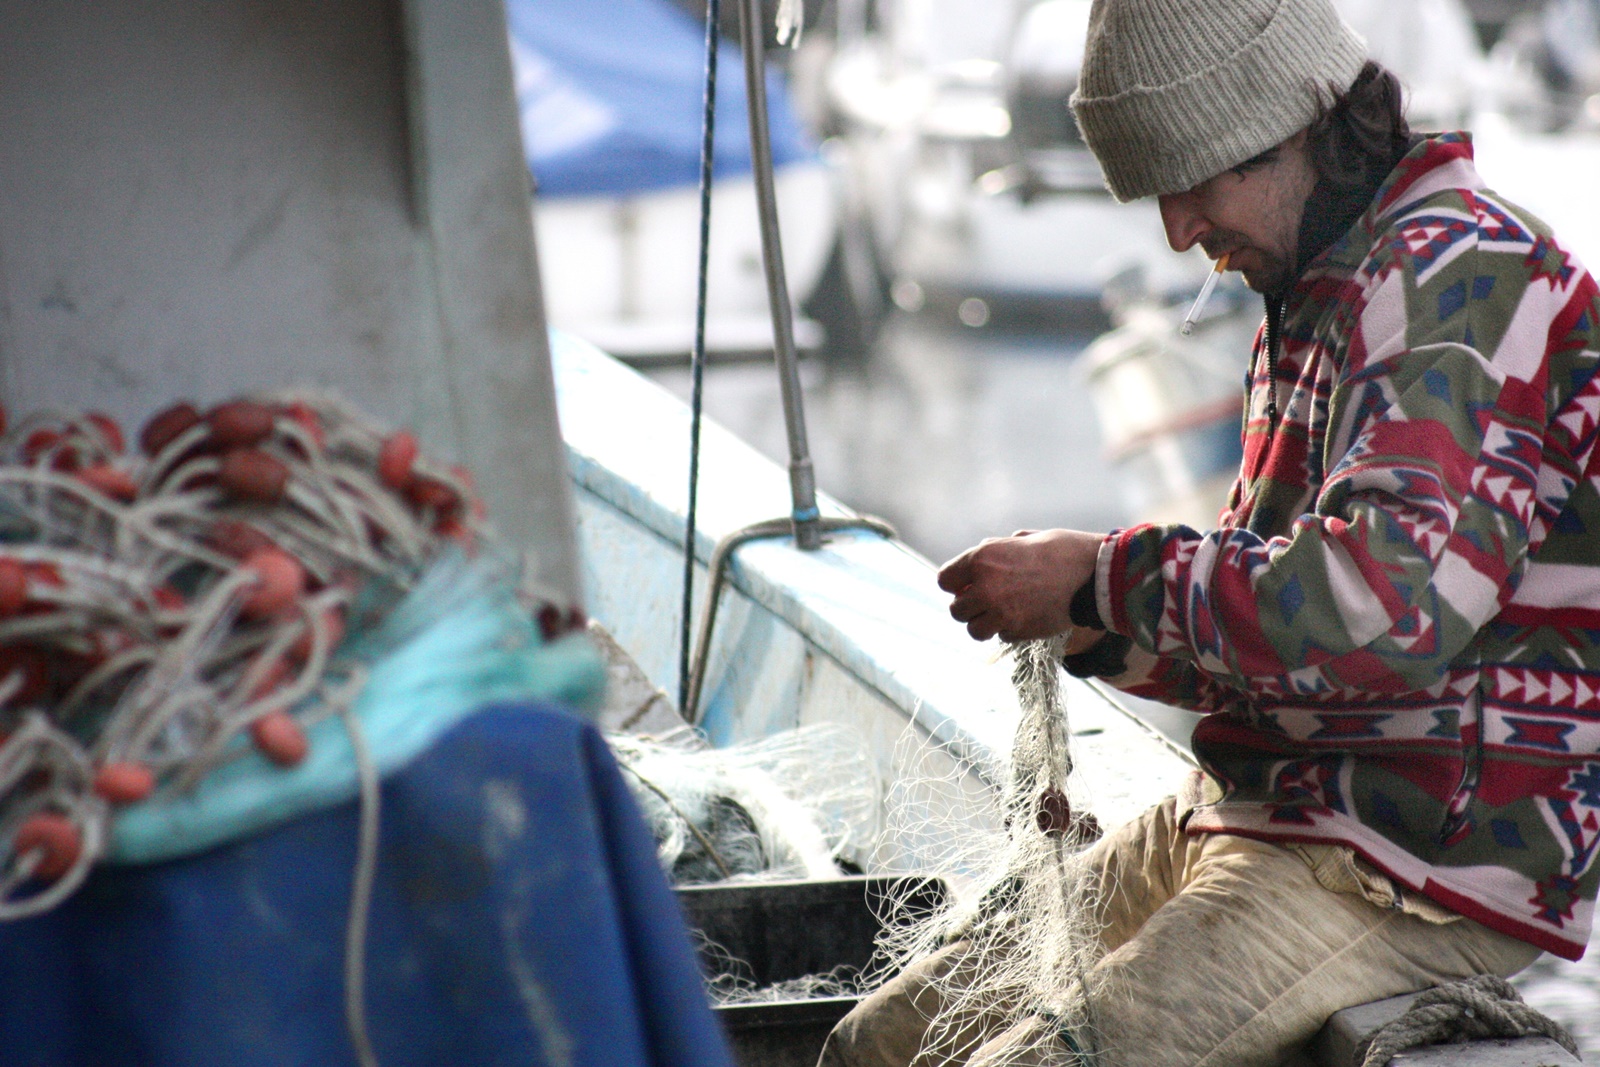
[0,0,1581,1062]
[511,0,838,362]
[0,3,1191,1064]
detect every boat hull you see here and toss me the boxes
[552,329,1196,876]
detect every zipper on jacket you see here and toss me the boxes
[1262,296,1283,433]
[1437,688,1485,848]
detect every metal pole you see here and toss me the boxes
[736,0,822,550]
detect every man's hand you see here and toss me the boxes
[937,529,1105,644]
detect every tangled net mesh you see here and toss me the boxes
[610,721,880,887]
[868,639,1106,1061]
[0,391,565,920]
[641,638,1109,1051]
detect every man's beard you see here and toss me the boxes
[1240,256,1291,295]
[1201,234,1291,296]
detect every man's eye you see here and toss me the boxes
[1232,148,1280,177]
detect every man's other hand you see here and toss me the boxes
[936,529,1104,643]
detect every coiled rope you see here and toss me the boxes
[1355,974,1579,1066]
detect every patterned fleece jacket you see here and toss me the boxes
[1091,134,1600,960]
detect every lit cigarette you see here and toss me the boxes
[1180,254,1229,335]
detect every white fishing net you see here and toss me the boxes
[869,638,1105,1062]
[609,721,880,885]
[0,394,496,919]
[613,636,1106,1059]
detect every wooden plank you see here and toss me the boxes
[1312,991,1580,1066]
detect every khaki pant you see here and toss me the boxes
[820,795,1540,1067]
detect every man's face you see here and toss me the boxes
[1155,130,1316,295]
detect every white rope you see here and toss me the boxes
[342,699,382,1067]
[1356,974,1580,1066]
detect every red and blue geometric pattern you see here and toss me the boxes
[1103,134,1600,961]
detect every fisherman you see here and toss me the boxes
[822,0,1600,1063]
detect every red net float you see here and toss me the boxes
[281,402,326,451]
[406,476,460,516]
[93,762,155,805]
[12,813,81,882]
[0,559,27,617]
[377,431,419,491]
[74,465,138,503]
[205,401,277,449]
[249,710,309,767]
[84,413,125,455]
[139,403,202,457]
[217,450,289,505]
[21,429,62,465]
[1035,786,1073,837]
[0,646,52,704]
[204,519,276,561]
[238,548,306,620]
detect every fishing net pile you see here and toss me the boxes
[626,636,1109,1047]
[872,639,1107,1061]
[0,392,549,918]
[610,721,879,885]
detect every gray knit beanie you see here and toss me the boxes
[1069,0,1368,202]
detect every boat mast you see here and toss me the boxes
[735,0,823,551]
[679,0,901,722]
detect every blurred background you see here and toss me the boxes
[521,0,1600,556]
[511,0,1600,1048]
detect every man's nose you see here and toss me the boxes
[1158,192,1208,253]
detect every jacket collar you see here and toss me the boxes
[1284,132,1483,298]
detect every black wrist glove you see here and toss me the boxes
[1068,578,1103,631]
[1062,566,1129,677]
[1061,633,1132,678]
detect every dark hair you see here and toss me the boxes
[1305,61,1411,191]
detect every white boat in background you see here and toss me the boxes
[809,0,1552,323]
[1468,0,1600,270]
[1339,0,1600,266]
[534,168,835,363]
[820,0,1212,317]
[508,0,837,362]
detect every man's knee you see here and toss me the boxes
[965,1016,1085,1067]
[816,939,1018,1067]
[817,1011,866,1067]
[816,948,953,1067]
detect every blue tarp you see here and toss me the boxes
[0,704,736,1067]
[507,0,813,198]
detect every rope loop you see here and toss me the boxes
[1355,974,1579,1066]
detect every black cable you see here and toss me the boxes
[679,0,721,713]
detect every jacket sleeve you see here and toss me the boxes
[1094,641,1254,714]
[1099,251,1583,697]
[1062,540,1251,713]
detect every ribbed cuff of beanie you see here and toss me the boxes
[1070,0,1368,201]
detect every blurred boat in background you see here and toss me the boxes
[799,0,1600,533]
[817,0,1213,331]
[510,0,837,363]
